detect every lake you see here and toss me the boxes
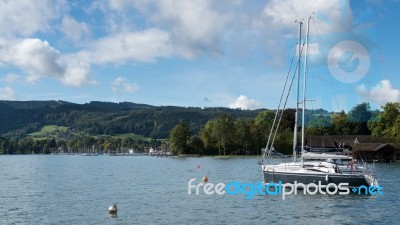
[0,155,399,224]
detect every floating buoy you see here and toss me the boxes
[202,176,208,182]
[108,203,117,214]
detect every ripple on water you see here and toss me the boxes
[0,156,398,224]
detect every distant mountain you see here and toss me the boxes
[0,100,66,112]
[0,100,264,139]
[85,101,155,110]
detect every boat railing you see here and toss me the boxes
[265,162,302,172]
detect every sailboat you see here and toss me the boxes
[259,17,378,189]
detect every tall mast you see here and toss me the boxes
[293,21,302,162]
[301,17,311,166]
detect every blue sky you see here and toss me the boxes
[0,0,399,111]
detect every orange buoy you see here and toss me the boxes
[202,176,208,182]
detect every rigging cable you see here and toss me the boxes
[263,41,299,158]
[269,42,306,158]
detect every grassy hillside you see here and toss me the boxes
[29,125,69,136]
[27,125,69,140]
[27,125,155,142]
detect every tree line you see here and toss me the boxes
[0,134,162,155]
[169,102,400,155]
[1,101,399,155]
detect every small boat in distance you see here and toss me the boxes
[80,153,98,156]
[149,148,171,157]
[109,149,144,156]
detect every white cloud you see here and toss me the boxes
[356,80,400,106]
[297,43,320,56]
[77,29,173,64]
[61,16,91,42]
[1,73,22,83]
[258,0,353,64]
[2,38,65,78]
[107,0,131,10]
[0,0,58,37]
[123,83,139,93]
[228,95,263,110]
[62,60,95,87]
[111,76,139,93]
[149,0,231,58]
[0,86,16,100]
[263,0,350,35]
[0,38,94,87]
[96,0,231,59]
[92,0,340,64]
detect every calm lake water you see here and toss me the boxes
[0,155,399,225]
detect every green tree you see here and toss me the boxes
[48,138,57,153]
[332,111,350,135]
[200,120,218,154]
[254,111,275,143]
[306,115,331,135]
[348,102,372,134]
[250,123,261,154]
[169,122,190,155]
[189,135,204,155]
[213,114,235,155]
[235,120,252,154]
[280,109,296,132]
[273,128,293,155]
[368,102,400,137]
[0,137,8,154]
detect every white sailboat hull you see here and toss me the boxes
[261,163,377,188]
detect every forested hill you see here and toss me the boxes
[0,100,263,139]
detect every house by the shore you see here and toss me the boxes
[306,135,398,163]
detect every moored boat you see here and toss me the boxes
[259,17,378,189]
